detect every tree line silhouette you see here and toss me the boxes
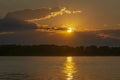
[0,45,120,56]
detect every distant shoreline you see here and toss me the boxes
[0,45,120,56]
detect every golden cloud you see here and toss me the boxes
[26,7,82,22]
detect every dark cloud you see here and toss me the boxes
[0,17,68,33]
[37,25,67,32]
[0,18,37,32]
[5,7,62,20]
[95,29,120,40]
[0,7,66,33]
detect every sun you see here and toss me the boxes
[67,27,73,33]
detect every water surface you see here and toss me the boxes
[0,56,120,80]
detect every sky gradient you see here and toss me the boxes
[0,0,120,46]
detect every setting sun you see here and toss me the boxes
[67,28,73,33]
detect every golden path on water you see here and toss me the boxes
[64,57,76,80]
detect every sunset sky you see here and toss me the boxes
[0,0,120,46]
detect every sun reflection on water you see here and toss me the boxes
[64,57,76,80]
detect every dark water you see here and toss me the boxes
[0,56,120,80]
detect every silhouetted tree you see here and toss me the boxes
[0,45,120,56]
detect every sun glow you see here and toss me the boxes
[67,28,73,33]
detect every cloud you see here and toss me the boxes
[5,7,60,20]
[0,7,82,33]
[5,7,81,22]
[97,33,111,38]
[0,32,14,35]
[35,24,68,32]
[0,18,37,32]
[27,7,81,22]
[96,30,120,40]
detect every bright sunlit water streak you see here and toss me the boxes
[64,57,76,80]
